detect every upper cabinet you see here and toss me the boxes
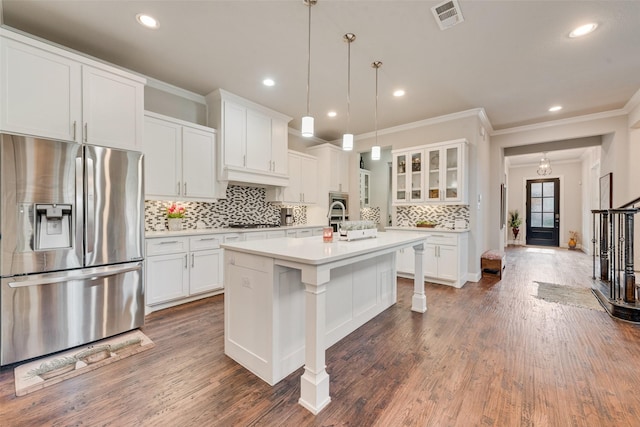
[359,169,370,208]
[392,139,468,205]
[206,89,291,187]
[266,150,318,204]
[307,143,350,193]
[0,29,145,150]
[143,111,217,202]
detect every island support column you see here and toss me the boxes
[298,267,331,414]
[411,242,427,313]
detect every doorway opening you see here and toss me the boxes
[526,178,560,246]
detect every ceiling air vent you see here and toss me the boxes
[431,0,464,30]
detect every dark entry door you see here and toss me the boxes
[526,178,559,246]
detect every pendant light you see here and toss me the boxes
[537,152,552,176]
[301,0,316,137]
[342,33,356,151]
[371,61,382,160]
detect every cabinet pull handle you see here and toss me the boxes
[184,254,188,269]
[84,123,88,142]
[191,253,195,268]
[177,181,181,195]
[159,240,179,245]
[184,182,187,195]
[199,238,218,241]
[243,155,246,167]
[73,121,77,141]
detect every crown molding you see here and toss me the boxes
[145,77,206,104]
[491,109,628,136]
[287,127,329,144]
[624,87,640,113]
[353,107,489,140]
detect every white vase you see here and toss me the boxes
[167,218,183,231]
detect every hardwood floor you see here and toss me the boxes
[2,246,640,426]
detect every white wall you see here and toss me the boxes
[507,160,583,248]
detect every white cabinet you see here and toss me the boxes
[392,139,468,205]
[145,234,224,313]
[393,229,469,288]
[0,29,145,149]
[307,143,350,193]
[188,235,223,295]
[359,169,370,207]
[266,150,318,204]
[425,142,467,204]
[206,89,291,187]
[144,111,217,201]
[392,149,424,204]
[145,237,189,306]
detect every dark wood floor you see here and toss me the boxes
[2,246,640,426]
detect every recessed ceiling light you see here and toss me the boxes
[548,105,562,112]
[393,89,405,97]
[569,23,597,38]
[136,13,159,29]
[263,78,275,87]
[327,111,337,118]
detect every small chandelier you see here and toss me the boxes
[537,152,552,176]
[342,33,356,151]
[301,0,316,138]
[371,60,382,160]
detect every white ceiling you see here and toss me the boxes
[2,1,640,142]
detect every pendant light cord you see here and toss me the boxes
[306,1,311,116]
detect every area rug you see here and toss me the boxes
[14,329,154,397]
[534,281,605,312]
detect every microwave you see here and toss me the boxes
[329,192,349,217]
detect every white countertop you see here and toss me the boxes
[145,224,326,238]
[221,231,428,266]
[385,226,469,233]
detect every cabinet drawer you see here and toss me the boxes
[425,233,457,246]
[146,237,188,256]
[190,235,222,251]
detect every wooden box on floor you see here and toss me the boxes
[481,250,505,279]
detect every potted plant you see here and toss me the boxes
[166,203,186,231]
[508,210,522,239]
[568,231,578,250]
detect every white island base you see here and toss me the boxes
[222,232,427,414]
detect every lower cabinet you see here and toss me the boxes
[145,234,224,313]
[395,230,468,288]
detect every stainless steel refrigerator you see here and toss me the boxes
[0,133,144,365]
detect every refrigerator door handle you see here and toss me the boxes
[8,262,142,288]
[86,156,95,257]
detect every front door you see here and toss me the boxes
[526,178,560,246]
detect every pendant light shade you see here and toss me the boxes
[301,116,314,137]
[342,33,356,151]
[371,60,382,161]
[371,145,381,160]
[343,133,354,151]
[302,0,316,138]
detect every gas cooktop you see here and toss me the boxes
[228,223,281,229]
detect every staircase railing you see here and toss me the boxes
[592,199,639,304]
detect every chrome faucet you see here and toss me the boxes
[327,201,347,226]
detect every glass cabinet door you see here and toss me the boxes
[444,145,460,201]
[410,151,423,202]
[425,148,441,201]
[394,153,407,202]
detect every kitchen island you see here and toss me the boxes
[221,231,428,414]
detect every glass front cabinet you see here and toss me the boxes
[392,139,468,205]
[392,149,424,204]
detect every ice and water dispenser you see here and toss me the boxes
[34,204,73,250]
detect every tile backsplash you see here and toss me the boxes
[395,205,469,229]
[145,185,307,231]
